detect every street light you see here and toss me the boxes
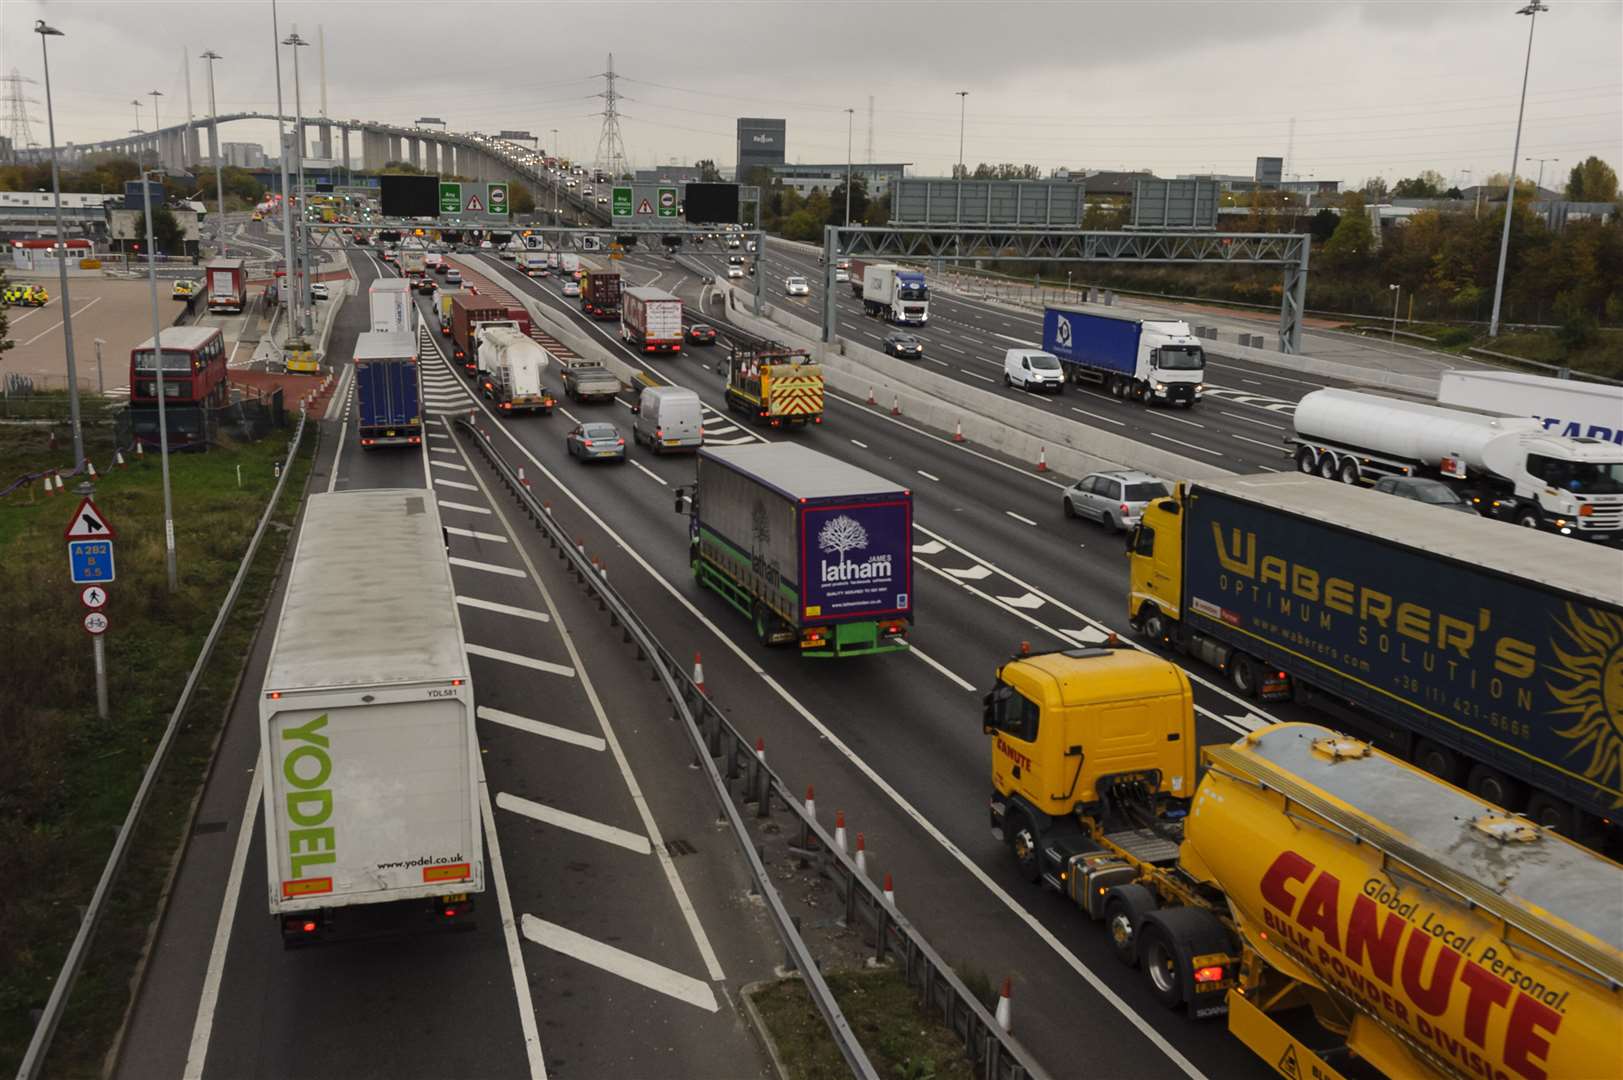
[138,169,179,591]
[552,128,560,221]
[282,28,312,336]
[1524,156,1558,195]
[35,19,85,472]
[201,50,228,257]
[1489,0,1548,338]
[148,89,164,169]
[844,107,854,227]
[269,0,299,352]
[955,90,969,179]
[1389,283,1401,342]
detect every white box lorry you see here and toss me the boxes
[852,261,928,324]
[259,489,483,946]
[477,325,556,415]
[368,278,414,335]
[1438,368,1623,445]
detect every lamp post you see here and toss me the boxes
[148,89,164,170]
[35,19,85,472]
[131,98,144,164]
[1524,156,1558,195]
[201,50,228,257]
[955,90,969,178]
[1389,283,1401,342]
[269,0,300,350]
[1489,0,1548,338]
[552,128,560,221]
[139,169,179,592]
[283,28,312,335]
[844,107,854,226]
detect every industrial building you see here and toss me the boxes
[736,117,786,182]
[769,162,910,198]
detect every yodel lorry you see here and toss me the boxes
[260,490,482,946]
[723,343,824,427]
[477,325,556,415]
[676,443,912,657]
[204,258,247,314]
[1127,472,1623,838]
[849,260,929,324]
[352,330,422,448]
[984,643,1623,1080]
[1291,388,1623,540]
[579,270,623,320]
[369,278,413,335]
[1041,306,1205,406]
[1437,368,1623,447]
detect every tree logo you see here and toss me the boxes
[818,514,869,564]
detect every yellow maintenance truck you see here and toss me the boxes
[985,642,1622,1080]
[723,343,824,428]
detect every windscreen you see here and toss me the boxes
[132,349,195,372]
[1155,345,1205,371]
[897,282,929,301]
[1029,354,1061,371]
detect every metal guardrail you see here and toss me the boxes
[455,418,1048,1080]
[16,410,311,1080]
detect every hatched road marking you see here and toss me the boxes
[450,556,527,578]
[479,706,606,752]
[497,793,648,852]
[466,643,577,677]
[457,595,551,622]
[521,916,718,1013]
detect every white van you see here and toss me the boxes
[632,385,704,453]
[1003,348,1065,394]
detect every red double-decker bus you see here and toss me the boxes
[129,326,230,448]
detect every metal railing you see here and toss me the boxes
[455,417,1048,1080]
[16,410,311,1080]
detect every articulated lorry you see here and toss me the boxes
[477,325,556,415]
[260,490,481,946]
[398,243,427,278]
[985,642,1623,1080]
[1292,388,1623,540]
[723,343,824,427]
[369,278,413,335]
[352,331,422,448]
[204,258,247,314]
[850,260,928,324]
[1041,306,1205,405]
[1127,471,1623,837]
[678,443,912,657]
[579,270,622,320]
[621,286,683,353]
[1438,368,1623,446]
[449,291,530,374]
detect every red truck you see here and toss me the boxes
[621,286,683,355]
[579,270,622,320]
[205,257,247,313]
[449,291,531,375]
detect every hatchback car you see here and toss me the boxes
[1371,476,1479,514]
[561,280,580,297]
[883,333,924,360]
[727,264,744,279]
[1063,471,1171,532]
[310,282,330,301]
[784,276,810,297]
[566,422,627,463]
[445,268,462,284]
[415,278,438,295]
[687,323,718,345]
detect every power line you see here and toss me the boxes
[592,52,628,180]
[1,68,42,160]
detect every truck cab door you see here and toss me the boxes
[1129,503,1182,622]
[984,681,1043,797]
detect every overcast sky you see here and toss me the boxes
[5,0,1619,188]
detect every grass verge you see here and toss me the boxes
[748,967,976,1080]
[0,420,315,1076]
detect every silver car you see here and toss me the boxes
[1063,471,1170,532]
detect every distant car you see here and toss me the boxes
[380,250,395,264]
[310,282,330,301]
[727,236,741,249]
[1371,476,1480,514]
[566,422,627,463]
[171,279,200,299]
[784,276,810,296]
[687,323,718,345]
[1063,471,1170,532]
[727,264,744,279]
[596,196,609,206]
[415,278,438,295]
[445,268,462,284]
[480,240,494,250]
[883,333,924,360]
[353,234,368,246]
[561,280,580,297]
[433,262,448,275]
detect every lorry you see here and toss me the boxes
[1127,471,1623,838]
[1438,368,1623,446]
[1291,388,1623,540]
[579,270,622,320]
[449,291,530,375]
[352,330,422,448]
[398,244,427,278]
[850,261,928,324]
[437,292,456,334]
[1041,306,1206,406]
[676,443,912,656]
[204,258,247,314]
[560,358,622,404]
[477,325,556,415]
[723,343,824,428]
[621,286,684,354]
[984,638,1623,1080]
[369,278,413,335]
[260,489,481,946]
[515,249,550,277]
[559,252,581,278]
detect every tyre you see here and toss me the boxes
[1466,764,1525,811]
[1524,793,1575,836]
[1515,507,1542,529]
[752,603,774,646]
[1003,372,1012,387]
[1102,885,1156,968]
[1138,923,1185,1009]
[1108,510,1125,534]
[1317,453,1338,480]
[1296,447,1317,474]
[1137,606,1168,644]
[1063,497,1076,519]
[1337,459,1360,485]
[1007,811,1042,884]
[1414,739,1464,785]
[1229,653,1258,697]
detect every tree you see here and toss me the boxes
[1391,170,1446,198]
[1321,197,1374,269]
[132,207,183,255]
[1359,176,1390,202]
[508,180,535,214]
[378,161,421,175]
[695,159,722,182]
[1310,208,1340,244]
[827,175,869,226]
[1566,156,1619,202]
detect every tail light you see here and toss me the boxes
[582,439,593,448]
[1193,965,1225,984]
[655,428,663,438]
[501,402,512,410]
[302,920,318,933]
[616,438,624,446]
[1121,503,1130,516]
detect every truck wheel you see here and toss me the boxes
[1337,459,1360,485]
[1139,923,1186,1009]
[1317,453,1338,480]
[1515,507,1542,529]
[1525,793,1575,836]
[1414,739,1464,785]
[752,603,774,646]
[1007,811,1042,883]
[1296,447,1317,474]
[1136,606,1168,644]
[1466,764,1525,811]
[1228,654,1258,697]
[1103,884,1157,968]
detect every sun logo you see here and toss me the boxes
[1547,603,1623,801]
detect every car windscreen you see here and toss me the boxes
[1155,346,1205,371]
[1124,482,1169,502]
[582,424,619,438]
[1028,354,1061,371]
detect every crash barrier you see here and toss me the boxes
[456,417,1050,1080]
[17,409,310,1080]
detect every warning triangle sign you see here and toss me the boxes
[637,198,653,214]
[465,194,485,212]
[64,496,115,540]
[1276,1044,1300,1079]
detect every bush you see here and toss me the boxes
[1435,327,1473,347]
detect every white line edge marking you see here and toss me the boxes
[1149,431,1223,457]
[497,791,650,853]
[1005,510,1038,526]
[480,760,550,1080]
[521,916,717,1013]
[466,643,577,677]
[630,459,669,486]
[457,595,551,622]
[909,645,977,692]
[479,705,605,751]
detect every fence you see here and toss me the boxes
[117,391,286,451]
[455,417,1049,1080]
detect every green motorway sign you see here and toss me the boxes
[487,182,509,216]
[612,186,633,219]
[657,187,678,218]
[438,182,461,215]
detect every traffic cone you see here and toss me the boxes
[54,474,65,495]
[42,473,56,497]
[882,873,895,907]
[86,461,97,479]
[855,833,868,877]
[867,385,876,406]
[995,978,1012,1032]
[834,810,847,854]
[135,441,145,461]
[754,736,765,762]
[890,395,902,417]
[1036,446,1049,472]
[953,420,965,442]
[114,451,127,469]
[692,651,706,696]
[804,785,815,821]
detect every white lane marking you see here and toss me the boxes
[17,296,103,347]
[1150,432,1223,457]
[431,446,459,455]
[497,792,649,853]
[182,769,262,1079]
[439,500,492,515]
[963,370,995,382]
[1071,406,1125,427]
[910,646,977,692]
[1160,412,1205,429]
[1005,510,1039,526]
[917,470,940,482]
[995,592,1045,610]
[993,332,1041,347]
[912,540,945,555]
[942,564,992,581]
[436,477,480,491]
[479,705,606,752]
[935,342,968,355]
[1061,626,1111,644]
[927,357,950,368]
[630,460,669,486]
[849,439,868,448]
[521,916,718,1013]
[466,643,577,677]
[1233,433,1287,451]
[558,406,582,423]
[450,556,527,577]
[1241,378,1262,385]
[446,525,509,543]
[1220,410,1285,430]
[457,595,551,622]
[479,764,550,1079]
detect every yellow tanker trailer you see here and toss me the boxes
[984,643,1621,1080]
